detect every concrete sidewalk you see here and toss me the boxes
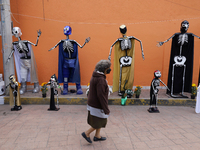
[0,105,200,150]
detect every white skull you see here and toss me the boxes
[12,27,22,38]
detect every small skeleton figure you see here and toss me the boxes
[108,24,144,96]
[148,70,169,113]
[46,74,62,111]
[7,27,42,95]
[157,20,200,98]
[5,74,22,111]
[49,26,90,95]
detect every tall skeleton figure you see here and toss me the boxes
[49,26,90,95]
[148,70,169,113]
[7,27,41,94]
[157,20,200,98]
[108,25,144,96]
[5,74,22,111]
[46,74,62,111]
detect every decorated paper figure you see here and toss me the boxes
[7,27,41,94]
[108,24,144,96]
[157,20,200,98]
[49,26,90,95]
[148,70,169,113]
[46,74,62,111]
[6,74,22,111]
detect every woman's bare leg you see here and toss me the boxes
[85,127,95,137]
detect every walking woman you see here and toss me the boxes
[82,60,111,143]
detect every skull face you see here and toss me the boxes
[9,74,16,83]
[180,20,189,33]
[154,70,161,78]
[63,26,72,35]
[12,27,22,38]
[119,24,127,35]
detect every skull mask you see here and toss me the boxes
[64,26,72,35]
[180,20,189,33]
[154,70,161,78]
[12,27,22,38]
[9,74,16,83]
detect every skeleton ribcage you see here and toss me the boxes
[15,41,29,54]
[154,80,160,87]
[63,41,74,55]
[178,34,188,45]
[120,38,132,50]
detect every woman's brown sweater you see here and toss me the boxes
[87,71,110,115]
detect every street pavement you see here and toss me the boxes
[0,104,200,150]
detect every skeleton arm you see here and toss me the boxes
[129,36,145,60]
[192,33,200,39]
[27,29,42,46]
[72,37,90,48]
[108,39,120,61]
[159,79,170,91]
[157,34,175,47]
[48,40,63,51]
[6,44,15,64]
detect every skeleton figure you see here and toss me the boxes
[49,26,90,95]
[7,27,42,95]
[5,74,22,111]
[148,70,169,113]
[157,20,200,98]
[108,24,144,96]
[46,74,62,111]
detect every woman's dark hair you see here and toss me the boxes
[95,60,111,73]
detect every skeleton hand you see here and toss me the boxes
[156,42,164,47]
[37,29,42,37]
[6,58,10,64]
[48,47,54,51]
[85,37,90,43]
[108,55,111,61]
[154,89,159,94]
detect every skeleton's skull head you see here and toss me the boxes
[50,74,57,82]
[12,27,22,38]
[119,24,127,35]
[64,26,72,35]
[180,20,189,33]
[9,74,16,83]
[154,70,161,78]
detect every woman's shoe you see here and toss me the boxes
[93,136,106,141]
[81,132,92,143]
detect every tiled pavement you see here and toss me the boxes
[0,104,200,150]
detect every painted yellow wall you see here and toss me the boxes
[0,0,200,87]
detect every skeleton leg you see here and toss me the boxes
[170,64,179,98]
[20,59,30,94]
[76,83,83,95]
[62,64,69,95]
[33,82,40,93]
[118,64,123,96]
[180,65,188,98]
[56,93,59,108]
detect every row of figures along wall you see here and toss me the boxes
[5,20,200,112]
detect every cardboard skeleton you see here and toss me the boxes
[7,27,41,95]
[46,74,62,111]
[49,26,90,95]
[148,70,169,113]
[157,20,200,98]
[108,25,144,96]
[5,74,22,111]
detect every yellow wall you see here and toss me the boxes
[0,0,200,87]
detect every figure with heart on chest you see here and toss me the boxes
[157,20,200,98]
[108,25,145,97]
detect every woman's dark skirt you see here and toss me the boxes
[87,111,107,129]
